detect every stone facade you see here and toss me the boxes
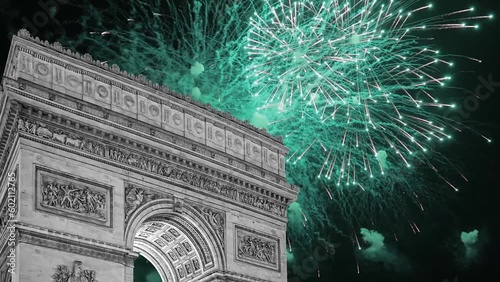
[0,30,299,282]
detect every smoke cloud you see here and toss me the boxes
[460,229,480,264]
[358,228,410,272]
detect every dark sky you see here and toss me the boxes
[1,1,499,282]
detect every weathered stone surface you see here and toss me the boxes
[0,31,299,282]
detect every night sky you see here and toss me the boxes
[1,1,500,282]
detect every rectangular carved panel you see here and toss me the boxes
[235,226,280,271]
[205,122,226,151]
[35,166,113,227]
[162,103,185,136]
[185,114,206,144]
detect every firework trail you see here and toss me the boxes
[55,0,492,257]
[245,0,492,242]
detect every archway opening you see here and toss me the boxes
[134,255,162,282]
[132,220,206,282]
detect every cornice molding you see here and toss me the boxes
[15,223,136,266]
[14,108,290,219]
[5,81,298,196]
[11,29,284,146]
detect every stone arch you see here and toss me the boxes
[134,240,172,282]
[124,198,225,281]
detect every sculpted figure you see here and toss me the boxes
[52,260,96,282]
[17,118,26,131]
[125,188,144,218]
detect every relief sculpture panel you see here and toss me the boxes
[235,226,280,271]
[194,205,225,246]
[35,166,113,227]
[52,260,96,282]
[17,117,287,218]
[124,182,170,221]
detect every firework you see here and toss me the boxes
[245,0,492,236]
[56,0,493,251]
[60,0,260,117]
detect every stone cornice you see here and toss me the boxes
[7,86,297,197]
[13,103,292,220]
[0,99,20,172]
[15,222,136,266]
[5,44,289,177]
[5,81,296,195]
[9,29,285,146]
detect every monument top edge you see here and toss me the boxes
[13,29,285,146]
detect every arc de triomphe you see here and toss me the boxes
[0,30,298,282]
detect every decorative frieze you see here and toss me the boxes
[35,166,113,227]
[17,117,105,157]
[9,85,293,191]
[52,260,96,282]
[239,192,286,218]
[235,226,280,271]
[9,31,289,176]
[110,146,239,201]
[17,115,289,218]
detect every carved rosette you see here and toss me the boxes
[235,226,280,271]
[52,260,96,282]
[35,166,113,227]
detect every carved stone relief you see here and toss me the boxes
[0,205,10,232]
[173,198,184,214]
[245,139,262,166]
[239,191,286,218]
[18,116,288,218]
[35,166,113,227]
[193,205,225,245]
[185,114,205,144]
[262,147,279,173]
[52,260,96,282]
[41,179,106,220]
[110,146,239,202]
[14,47,288,168]
[124,183,168,221]
[17,118,105,157]
[235,226,280,271]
